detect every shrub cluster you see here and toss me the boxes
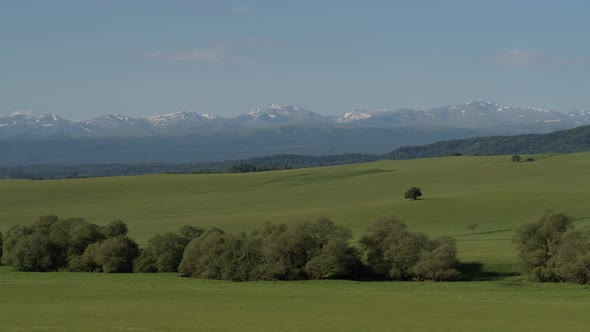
[514,211,590,284]
[1,215,461,281]
[1,216,138,272]
[134,225,204,273]
[178,218,363,281]
[177,216,460,281]
[360,216,460,281]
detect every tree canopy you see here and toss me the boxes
[404,187,423,200]
[514,211,590,284]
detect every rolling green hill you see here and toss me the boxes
[2,152,590,267]
[2,153,590,331]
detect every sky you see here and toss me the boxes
[1,0,589,120]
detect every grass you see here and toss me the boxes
[1,266,590,332]
[3,152,590,267]
[2,153,590,331]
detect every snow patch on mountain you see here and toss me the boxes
[336,110,372,123]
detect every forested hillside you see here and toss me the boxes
[384,125,590,160]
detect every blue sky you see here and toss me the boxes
[1,0,589,119]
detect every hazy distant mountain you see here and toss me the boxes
[235,103,333,127]
[82,113,154,136]
[146,111,240,134]
[336,101,579,131]
[0,113,87,137]
[329,109,374,123]
[1,101,588,138]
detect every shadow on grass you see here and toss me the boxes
[458,262,520,281]
[475,228,514,235]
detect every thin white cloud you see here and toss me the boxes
[11,109,35,117]
[487,49,583,69]
[231,6,254,14]
[148,49,223,62]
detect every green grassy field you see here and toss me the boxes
[2,153,590,331]
[1,266,589,332]
[2,152,590,265]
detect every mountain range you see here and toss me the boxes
[1,101,588,138]
[2,101,589,166]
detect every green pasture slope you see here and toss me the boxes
[2,152,590,331]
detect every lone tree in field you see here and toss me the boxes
[467,224,479,234]
[404,187,422,200]
[512,155,521,163]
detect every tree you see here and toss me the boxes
[297,218,361,280]
[220,232,264,281]
[103,220,128,238]
[179,225,205,240]
[359,216,460,281]
[413,236,461,281]
[178,230,228,279]
[259,218,360,280]
[134,231,194,273]
[553,229,590,284]
[49,217,103,268]
[466,224,479,234]
[512,155,521,162]
[178,218,360,281]
[77,236,139,273]
[513,211,574,281]
[4,230,57,271]
[2,216,138,273]
[404,187,422,200]
[0,231,3,264]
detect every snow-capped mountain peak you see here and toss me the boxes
[240,103,329,125]
[28,113,66,127]
[201,113,217,120]
[248,103,288,116]
[248,104,298,118]
[147,111,218,127]
[336,110,372,123]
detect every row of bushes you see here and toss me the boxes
[0,215,461,281]
[3,211,587,284]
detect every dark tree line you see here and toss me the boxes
[4,212,590,285]
[1,215,461,281]
[384,125,590,160]
[177,218,364,281]
[175,217,461,281]
[1,216,137,272]
[0,154,378,180]
[229,163,290,173]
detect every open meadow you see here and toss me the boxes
[2,153,590,330]
[1,267,590,332]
